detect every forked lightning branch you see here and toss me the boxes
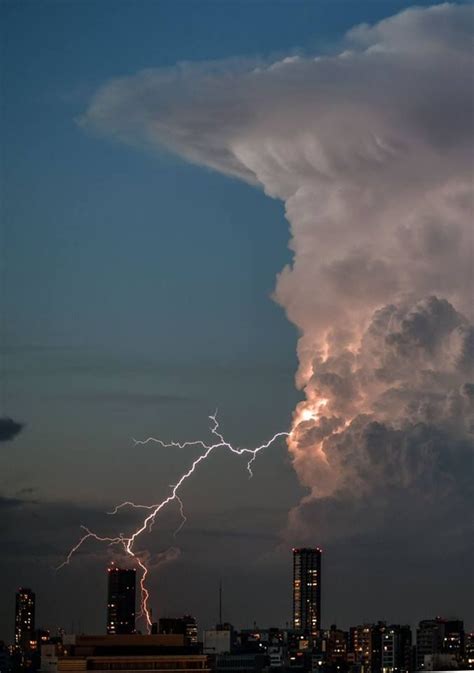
[58,413,289,631]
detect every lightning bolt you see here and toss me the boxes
[173,495,187,538]
[58,412,289,631]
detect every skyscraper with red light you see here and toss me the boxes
[292,547,321,634]
[107,563,136,634]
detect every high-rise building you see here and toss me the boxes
[107,563,136,634]
[292,547,321,634]
[14,588,35,651]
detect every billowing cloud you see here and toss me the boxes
[81,3,473,542]
[0,417,24,442]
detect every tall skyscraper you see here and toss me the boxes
[292,547,321,634]
[14,588,35,651]
[107,563,136,634]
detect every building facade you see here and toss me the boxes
[324,625,348,667]
[382,625,412,673]
[465,632,474,670]
[106,564,136,635]
[349,622,385,673]
[292,548,322,634]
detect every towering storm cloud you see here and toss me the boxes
[83,4,473,539]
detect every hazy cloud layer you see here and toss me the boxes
[82,3,473,546]
[0,494,291,638]
[3,493,471,637]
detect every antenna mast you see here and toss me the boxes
[219,580,222,626]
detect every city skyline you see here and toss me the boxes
[1,0,473,644]
[4,566,472,673]
[5,549,472,641]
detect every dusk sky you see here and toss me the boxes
[1,0,473,642]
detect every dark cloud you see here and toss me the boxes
[0,417,24,442]
[184,527,278,542]
[15,487,37,497]
[0,495,29,509]
[385,296,465,355]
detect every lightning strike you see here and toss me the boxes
[59,413,289,631]
[173,495,187,538]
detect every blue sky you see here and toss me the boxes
[4,0,443,371]
[2,0,471,641]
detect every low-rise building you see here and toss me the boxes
[56,635,209,673]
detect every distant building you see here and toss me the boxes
[215,652,268,673]
[422,653,458,671]
[158,616,198,645]
[184,616,199,646]
[350,622,385,673]
[268,645,284,669]
[442,620,464,661]
[292,548,322,634]
[40,643,62,673]
[416,620,442,670]
[0,641,12,673]
[14,589,35,652]
[464,632,474,670]
[239,628,286,652]
[382,625,412,673]
[416,618,464,670]
[203,626,233,655]
[30,629,50,654]
[324,624,348,667]
[106,563,136,635]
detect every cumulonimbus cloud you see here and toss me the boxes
[81,3,473,540]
